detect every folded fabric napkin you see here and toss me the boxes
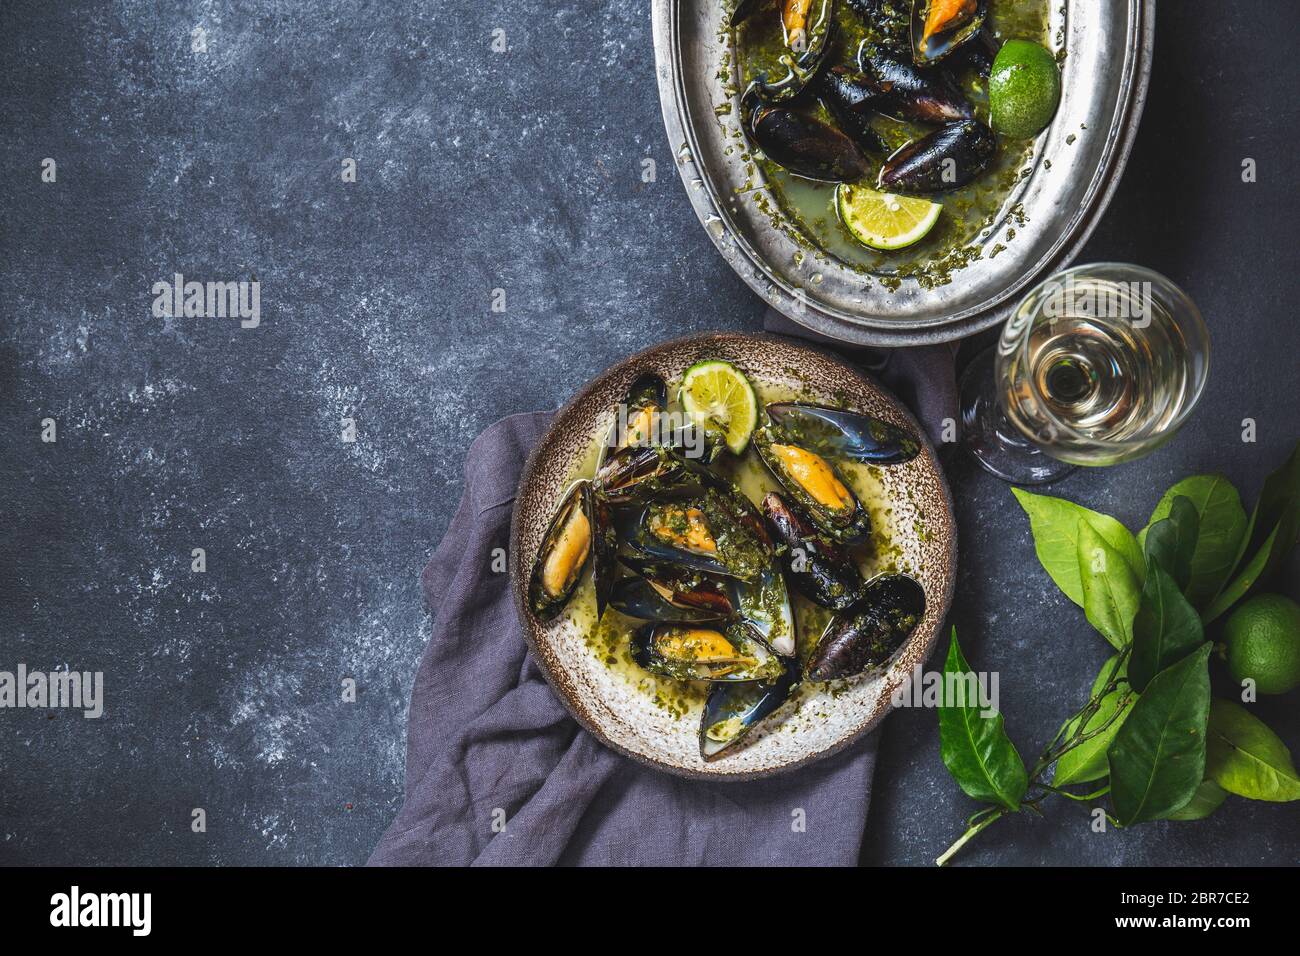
[369,326,956,866]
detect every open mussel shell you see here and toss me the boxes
[620,489,773,582]
[878,120,996,195]
[806,574,925,681]
[611,556,735,622]
[739,0,837,104]
[910,0,986,66]
[593,443,684,504]
[609,577,726,623]
[590,495,618,619]
[528,481,595,621]
[754,426,872,544]
[766,402,920,464]
[632,621,784,683]
[762,492,864,611]
[854,45,973,124]
[743,84,871,184]
[700,655,801,760]
[733,559,796,656]
[598,372,668,467]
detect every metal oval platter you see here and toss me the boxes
[652,0,1154,345]
[511,333,957,780]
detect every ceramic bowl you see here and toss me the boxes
[510,332,957,779]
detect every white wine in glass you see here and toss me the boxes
[962,263,1210,483]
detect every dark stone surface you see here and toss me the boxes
[1,1,1296,866]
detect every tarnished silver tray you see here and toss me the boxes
[652,0,1154,346]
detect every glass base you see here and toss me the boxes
[959,346,1075,485]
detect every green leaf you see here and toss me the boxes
[1137,476,1246,609]
[1205,443,1300,622]
[1141,496,1199,594]
[1205,699,1300,802]
[1076,522,1141,649]
[1203,525,1280,624]
[1108,643,1211,825]
[1166,779,1228,821]
[1011,488,1144,607]
[1129,564,1205,693]
[1239,441,1300,569]
[1053,653,1136,786]
[938,629,1028,811]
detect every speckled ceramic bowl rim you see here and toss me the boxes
[509,332,957,781]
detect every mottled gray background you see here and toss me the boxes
[1,0,1297,866]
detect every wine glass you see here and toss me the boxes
[961,263,1211,484]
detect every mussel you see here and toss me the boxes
[878,120,996,194]
[953,27,999,78]
[700,656,800,760]
[762,492,864,611]
[814,66,888,156]
[854,45,973,123]
[743,84,872,184]
[528,480,616,621]
[766,402,921,464]
[611,556,735,622]
[754,426,872,544]
[632,621,783,683]
[806,574,925,681]
[617,553,793,654]
[733,559,797,655]
[735,0,838,104]
[910,0,986,66]
[593,443,684,504]
[621,488,773,582]
[599,372,667,465]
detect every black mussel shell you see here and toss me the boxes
[754,427,872,544]
[700,655,801,760]
[731,0,761,26]
[766,402,920,464]
[815,66,888,156]
[744,0,838,104]
[806,574,925,681]
[953,27,999,78]
[609,577,726,623]
[744,85,871,184]
[733,559,797,656]
[632,621,783,684]
[847,0,911,55]
[612,556,735,622]
[910,0,987,66]
[620,490,772,582]
[590,494,618,620]
[855,45,973,123]
[762,492,864,611]
[878,120,996,194]
[599,371,669,464]
[593,444,684,504]
[528,481,595,621]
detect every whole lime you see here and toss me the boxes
[1224,593,1300,695]
[989,39,1062,139]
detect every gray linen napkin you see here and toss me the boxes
[369,332,956,867]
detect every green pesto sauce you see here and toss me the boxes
[729,0,1052,287]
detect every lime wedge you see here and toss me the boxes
[678,360,758,455]
[836,183,942,251]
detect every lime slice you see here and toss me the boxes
[678,360,758,455]
[836,183,942,251]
